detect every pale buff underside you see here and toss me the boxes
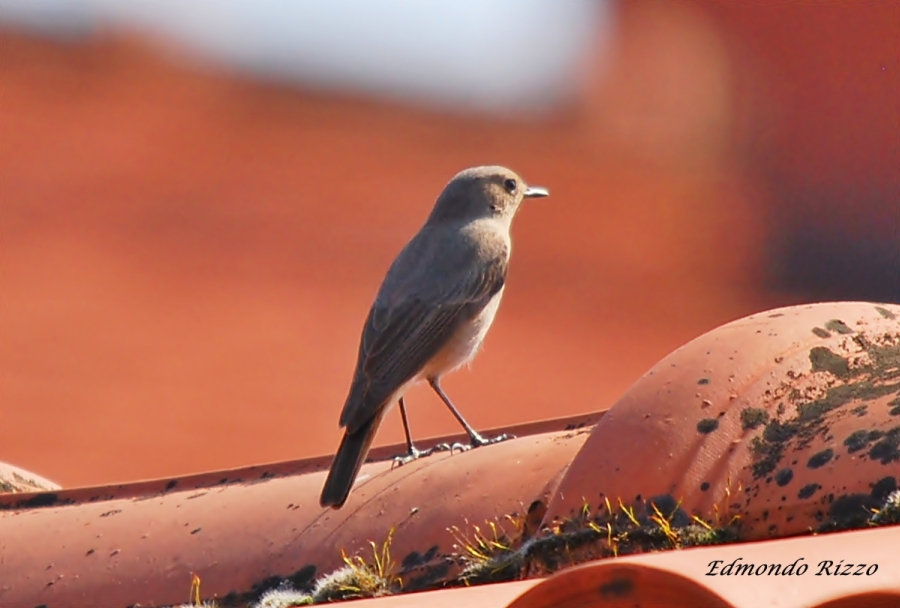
[382,287,505,410]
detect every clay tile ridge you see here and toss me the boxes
[0,412,599,608]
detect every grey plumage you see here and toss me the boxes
[320,166,548,508]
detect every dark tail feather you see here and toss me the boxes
[319,411,384,509]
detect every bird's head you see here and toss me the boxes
[427,165,548,225]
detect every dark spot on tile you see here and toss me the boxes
[100,509,122,518]
[16,493,60,509]
[874,306,896,320]
[164,480,178,491]
[85,548,95,556]
[700,482,710,492]
[423,544,440,562]
[251,575,289,599]
[844,429,883,453]
[401,548,429,574]
[406,562,451,592]
[260,471,275,480]
[808,346,850,378]
[645,494,691,526]
[822,493,880,531]
[798,484,821,499]
[871,476,897,501]
[740,407,769,430]
[697,377,710,385]
[697,418,719,434]
[890,405,900,416]
[852,405,868,417]
[288,564,317,590]
[764,420,799,443]
[796,400,833,422]
[190,528,202,535]
[825,319,854,335]
[775,469,794,487]
[527,499,545,518]
[868,427,900,464]
[599,577,633,598]
[402,545,441,569]
[807,449,834,469]
[750,419,801,479]
[812,327,831,339]
[769,313,784,318]
[523,500,547,540]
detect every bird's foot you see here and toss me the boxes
[446,442,470,454]
[459,432,516,451]
[391,443,453,469]
[392,434,514,466]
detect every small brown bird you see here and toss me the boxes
[319,166,548,508]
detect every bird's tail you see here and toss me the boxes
[319,410,384,509]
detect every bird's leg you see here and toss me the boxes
[399,397,417,456]
[428,377,515,452]
[392,397,451,468]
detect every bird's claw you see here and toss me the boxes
[466,433,516,449]
[391,450,421,469]
[392,434,515,468]
[391,442,453,469]
[486,433,515,444]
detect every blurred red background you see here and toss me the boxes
[1,0,897,487]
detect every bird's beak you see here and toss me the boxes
[523,186,549,199]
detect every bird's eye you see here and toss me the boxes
[503,178,517,194]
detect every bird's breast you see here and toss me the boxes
[421,287,505,379]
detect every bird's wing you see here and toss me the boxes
[339,242,507,433]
